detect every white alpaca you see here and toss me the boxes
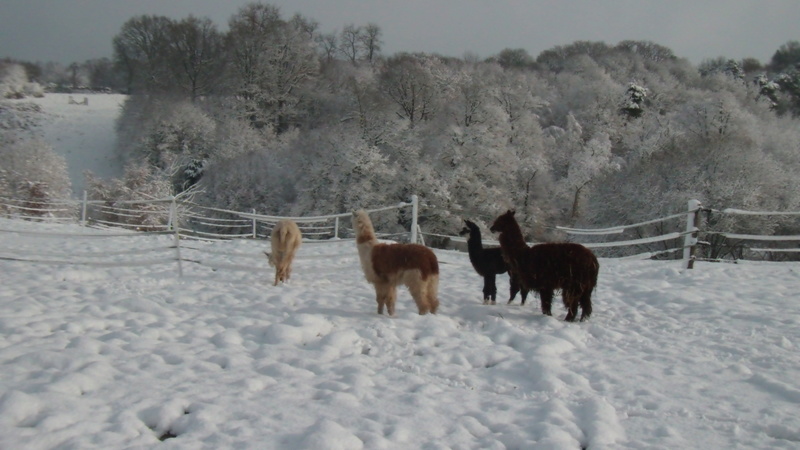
[265,220,302,286]
[352,210,439,315]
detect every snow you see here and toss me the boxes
[2,92,800,448]
[1,217,800,449]
[6,93,128,197]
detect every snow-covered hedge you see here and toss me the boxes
[0,64,44,99]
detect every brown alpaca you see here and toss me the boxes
[352,210,440,315]
[490,210,599,322]
[265,220,302,286]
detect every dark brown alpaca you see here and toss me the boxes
[490,210,599,322]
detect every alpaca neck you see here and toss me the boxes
[466,231,484,258]
[498,221,528,257]
[356,237,379,282]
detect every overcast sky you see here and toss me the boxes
[1,0,798,66]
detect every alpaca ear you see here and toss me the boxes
[508,209,516,216]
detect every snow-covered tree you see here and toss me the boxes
[194,143,293,215]
[0,134,71,213]
[116,97,217,192]
[96,23,800,245]
[144,102,216,191]
[167,16,226,101]
[621,82,648,118]
[290,126,397,215]
[226,3,319,132]
[359,23,383,64]
[768,40,800,74]
[317,32,338,63]
[493,48,535,70]
[754,74,780,109]
[699,58,745,81]
[340,67,392,145]
[564,131,618,220]
[339,24,363,65]
[774,69,800,116]
[112,15,173,94]
[84,161,173,228]
[378,53,449,127]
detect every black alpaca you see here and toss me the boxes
[460,220,529,305]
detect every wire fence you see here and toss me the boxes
[0,193,420,241]
[424,199,800,267]
[3,193,800,275]
[0,193,420,277]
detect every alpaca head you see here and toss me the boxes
[264,251,275,267]
[489,209,517,234]
[459,220,480,238]
[352,209,376,243]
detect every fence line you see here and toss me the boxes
[1,193,420,239]
[555,211,688,235]
[0,224,180,273]
[0,194,420,276]
[721,208,800,216]
[549,201,800,264]
[5,192,800,272]
[428,200,800,266]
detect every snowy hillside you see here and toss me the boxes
[1,217,799,449]
[4,93,127,196]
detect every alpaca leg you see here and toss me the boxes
[386,285,398,316]
[578,289,593,322]
[489,275,497,304]
[407,278,430,315]
[427,278,439,314]
[279,266,288,284]
[375,283,389,315]
[520,288,529,306]
[539,290,553,316]
[483,275,497,304]
[508,273,521,304]
[564,291,579,322]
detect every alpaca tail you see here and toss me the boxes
[279,224,291,243]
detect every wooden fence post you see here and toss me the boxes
[167,197,175,231]
[80,191,88,226]
[683,199,702,269]
[410,194,419,244]
[252,209,257,238]
[169,196,183,277]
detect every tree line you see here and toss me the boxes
[4,2,800,259]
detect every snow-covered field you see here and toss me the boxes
[6,93,127,196]
[1,217,799,449]
[2,93,800,448]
